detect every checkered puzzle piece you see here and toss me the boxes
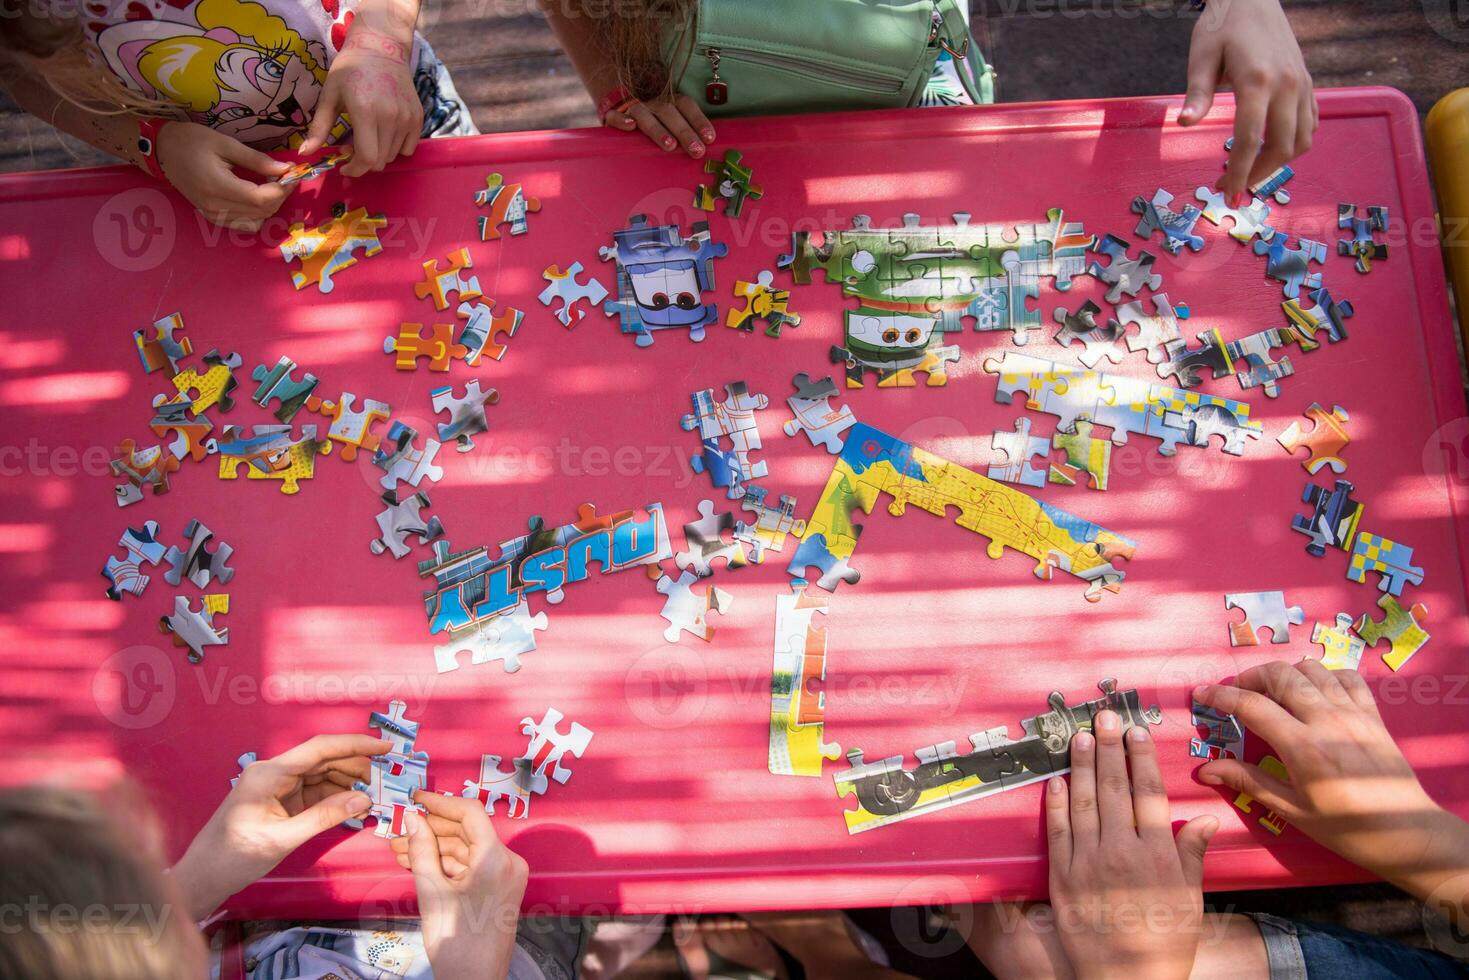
[1292,479,1363,557]
[1310,613,1365,671]
[1131,188,1204,254]
[728,270,800,337]
[163,518,235,588]
[413,248,482,311]
[475,173,541,240]
[431,380,498,453]
[133,312,192,375]
[1252,231,1327,299]
[159,594,229,663]
[456,300,522,365]
[373,421,445,491]
[371,490,445,559]
[102,520,167,600]
[519,707,594,794]
[1356,596,1430,671]
[1337,203,1388,273]
[1225,591,1304,646]
[655,570,733,643]
[111,439,181,507]
[1278,403,1349,474]
[782,373,855,453]
[1086,233,1162,303]
[988,417,1049,488]
[307,392,390,461]
[462,754,532,818]
[1053,300,1125,368]
[1348,532,1424,596]
[250,355,320,423]
[434,598,548,674]
[280,206,386,293]
[539,263,608,328]
[384,322,466,372]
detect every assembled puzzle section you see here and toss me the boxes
[353,700,430,839]
[769,579,840,777]
[213,424,332,495]
[681,381,769,500]
[835,679,1161,833]
[601,214,727,347]
[694,149,763,217]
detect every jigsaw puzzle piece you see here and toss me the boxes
[1156,328,1231,389]
[275,147,352,186]
[782,373,855,453]
[675,499,748,577]
[1194,187,1274,243]
[413,248,482,311]
[1225,591,1304,646]
[163,518,236,588]
[373,421,445,490]
[539,263,609,328]
[519,707,594,792]
[371,490,445,559]
[102,520,167,600]
[987,417,1049,488]
[1309,613,1366,671]
[655,570,733,642]
[308,392,390,462]
[769,579,840,777]
[735,486,807,564]
[1049,417,1111,490]
[250,355,320,423]
[1355,596,1430,671]
[1156,390,1263,457]
[150,398,214,462]
[133,312,192,374]
[1233,754,1291,835]
[456,299,523,364]
[384,322,467,372]
[1291,479,1364,557]
[1085,233,1162,303]
[280,206,385,293]
[1225,327,1295,399]
[694,148,763,217]
[434,599,548,674]
[159,594,229,663]
[431,380,498,452]
[1337,203,1388,273]
[213,424,331,494]
[1278,403,1349,474]
[1053,300,1126,368]
[1116,293,1189,364]
[1252,231,1327,299]
[727,270,800,337]
[1347,532,1424,596]
[110,439,181,507]
[1280,287,1353,351]
[462,754,533,818]
[1189,702,1244,760]
[475,172,541,239]
[157,348,243,416]
[1131,187,1205,254]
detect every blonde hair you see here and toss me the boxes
[602,0,695,101]
[0,12,176,116]
[0,786,197,980]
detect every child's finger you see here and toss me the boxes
[1250,88,1298,190]
[1192,681,1303,750]
[1223,84,1268,200]
[404,809,447,886]
[1331,669,1381,717]
[625,102,677,151]
[342,118,380,176]
[1196,758,1298,821]
[220,139,291,179]
[603,109,639,132]
[1092,711,1133,842]
[300,88,340,155]
[402,121,421,157]
[674,94,716,145]
[1067,731,1100,850]
[270,736,391,777]
[1173,815,1218,889]
[651,101,704,157]
[1179,27,1221,126]
[1044,776,1072,872]
[1124,724,1171,841]
[278,788,372,850]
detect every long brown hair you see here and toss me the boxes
[599,0,696,100]
[0,11,176,116]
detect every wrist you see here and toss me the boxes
[171,846,235,920]
[349,0,418,46]
[136,117,173,179]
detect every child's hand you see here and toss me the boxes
[1194,662,1462,896]
[1177,0,1316,203]
[171,735,389,919]
[156,122,293,231]
[300,25,422,176]
[605,93,716,159]
[393,793,527,980]
[1047,711,1218,980]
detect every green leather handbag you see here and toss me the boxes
[671,0,995,116]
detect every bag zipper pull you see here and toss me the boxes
[704,47,729,106]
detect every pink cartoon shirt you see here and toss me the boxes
[82,0,407,147]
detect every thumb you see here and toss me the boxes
[299,86,340,155]
[277,788,371,850]
[405,809,447,890]
[1179,32,1220,126]
[220,138,290,178]
[1173,815,1219,888]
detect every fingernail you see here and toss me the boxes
[702,129,715,142]
[662,137,676,150]
[347,793,370,816]
[1230,192,1245,208]
[404,809,419,832]
[1202,816,1221,840]
[1193,684,1211,700]
[1198,771,1222,786]
[1048,776,1063,795]
[1129,725,1150,742]
[1073,732,1094,751]
[1097,710,1118,732]
[689,140,705,155]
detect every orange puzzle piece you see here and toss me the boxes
[280,206,386,293]
[1277,402,1349,474]
[413,248,482,311]
[384,323,466,372]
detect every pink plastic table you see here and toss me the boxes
[2,87,1466,918]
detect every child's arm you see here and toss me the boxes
[1176,0,1316,204]
[0,69,292,229]
[1194,661,1469,922]
[170,734,390,920]
[1045,710,1219,980]
[537,1,715,159]
[389,792,528,980]
[299,0,424,176]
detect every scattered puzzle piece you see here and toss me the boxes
[111,439,180,507]
[770,579,840,777]
[150,398,214,462]
[1292,479,1363,557]
[1131,187,1204,254]
[675,499,748,577]
[373,421,445,491]
[133,312,192,375]
[431,380,498,452]
[735,486,807,564]
[1117,293,1189,364]
[1356,595,1430,671]
[163,518,235,588]
[988,417,1049,488]
[1049,416,1111,490]
[1278,403,1349,474]
[213,424,331,495]
[156,348,243,417]
[518,708,594,794]
[413,248,483,311]
[1310,613,1365,671]
[655,570,733,643]
[384,322,466,372]
[475,173,541,240]
[1086,233,1162,303]
[280,205,385,293]
[539,263,609,328]
[1194,187,1274,243]
[371,490,445,559]
[250,356,320,423]
[159,594,229,663]
[694,148,762,217]
[782,373,856,453]
[102,520,167,600]
[728,270,800,337]
[462,754,533,817]
[1348,531,1424,596]
[1280,287,1353,351]
[1252,231,1326,299]
[1337,203,1388,273]
[306,391,390,462]
[456,299,522,364]
[1225,590,1304,646]
[1053,299,1126,368]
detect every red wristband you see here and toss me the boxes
[596,85,636,124]
[137,118,171,179]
